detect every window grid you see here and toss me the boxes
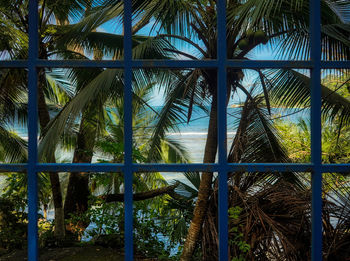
[0,0,348,260]
[123,0,133,259]
[310,1,322,260]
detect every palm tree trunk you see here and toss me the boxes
[64,51,101,228]
[37,75,65,238]
[181,93,218,261]
[43,204,48,220]
[64,112,96,224]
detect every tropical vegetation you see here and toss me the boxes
[1,0,350,260]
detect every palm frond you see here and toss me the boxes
[146,69,210,162]
[228,93,304,190]
[268,69,350,125]
[38,69,124,160]
[0,125,27,163]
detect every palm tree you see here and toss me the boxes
[1,0,180,238]
[100,0,349,260]
[121,0,350,259]
[32,0,350,258]
[36,0,193,227]
[0,69,28,164]
[0,0,76,237]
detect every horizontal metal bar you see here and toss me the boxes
[36,60,124,68]
[36,163,219,172]
[2,60,350,69]
[0,164,27,172]
[321,164,350,173]
[227,60,314,68]
[131,60,218,68]
[133,163,219,172]
[0,60,28,68]
[227,163,350,173]
[18,59,314,69]
[1,163,348,173]
[36,60,218,68]
[227,163,314,172]
[37,163,312,173]
[36,163,124,172]
[321,61,350,69]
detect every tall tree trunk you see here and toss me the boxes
[43,204,48,220]
[37,72,65,238]
[64,51,101,230]
[64,112,96,224]
[181,93,218,261]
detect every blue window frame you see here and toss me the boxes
[1,0,350,260]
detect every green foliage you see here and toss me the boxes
[96,140,147,164]
[67,196,178,259]
[275,117,350,164]
[38,219,56,248]
[228,206,250,261]
[274,118,311,163]
[86,198,124,238]
[133,200,173,259]
[0,197,27,251]
[275,115,350,192]
[1,172,53,216]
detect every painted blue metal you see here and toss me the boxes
[123,1,133,260]
[0,164,27,172]
[2,60,350,69]
[321,61,350,69]
[3,162,350,173]
[310,0,323,260]
[27,0,39,260]
[227,60,315,68]
[217,0,228,260]
[2,0,348,259]
[0,61,28,68]
[38,59,218,68]
[32,162,350,173]
[321,164,350,173]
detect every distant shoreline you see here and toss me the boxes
[230,104,308,109]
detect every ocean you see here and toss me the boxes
[0,106,308,254]
[155,106,307,163]
[2,106,308,165]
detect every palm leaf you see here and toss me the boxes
[0,125,27,163]
[268,69,350,125]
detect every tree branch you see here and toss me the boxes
[158,34,207,58]
[101,183,179,202]
[163,48,198,60]
[132,17,150,35]
[190,22,210,50]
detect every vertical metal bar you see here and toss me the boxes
[217,0,228,260]
[123,0,133,260]
[28,0,39,260]
[310,0,323,260]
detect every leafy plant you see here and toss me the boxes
[38,219,56,248]
[229,206,250,261]
[0,197,27,251]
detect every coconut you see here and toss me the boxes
[254,30,266,42]
[245,29,254,38]
[238,39,249,50]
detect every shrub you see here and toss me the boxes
[0,197,27,251]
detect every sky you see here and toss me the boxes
[98,18,276,106]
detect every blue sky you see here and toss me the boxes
[99,19,276,106]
